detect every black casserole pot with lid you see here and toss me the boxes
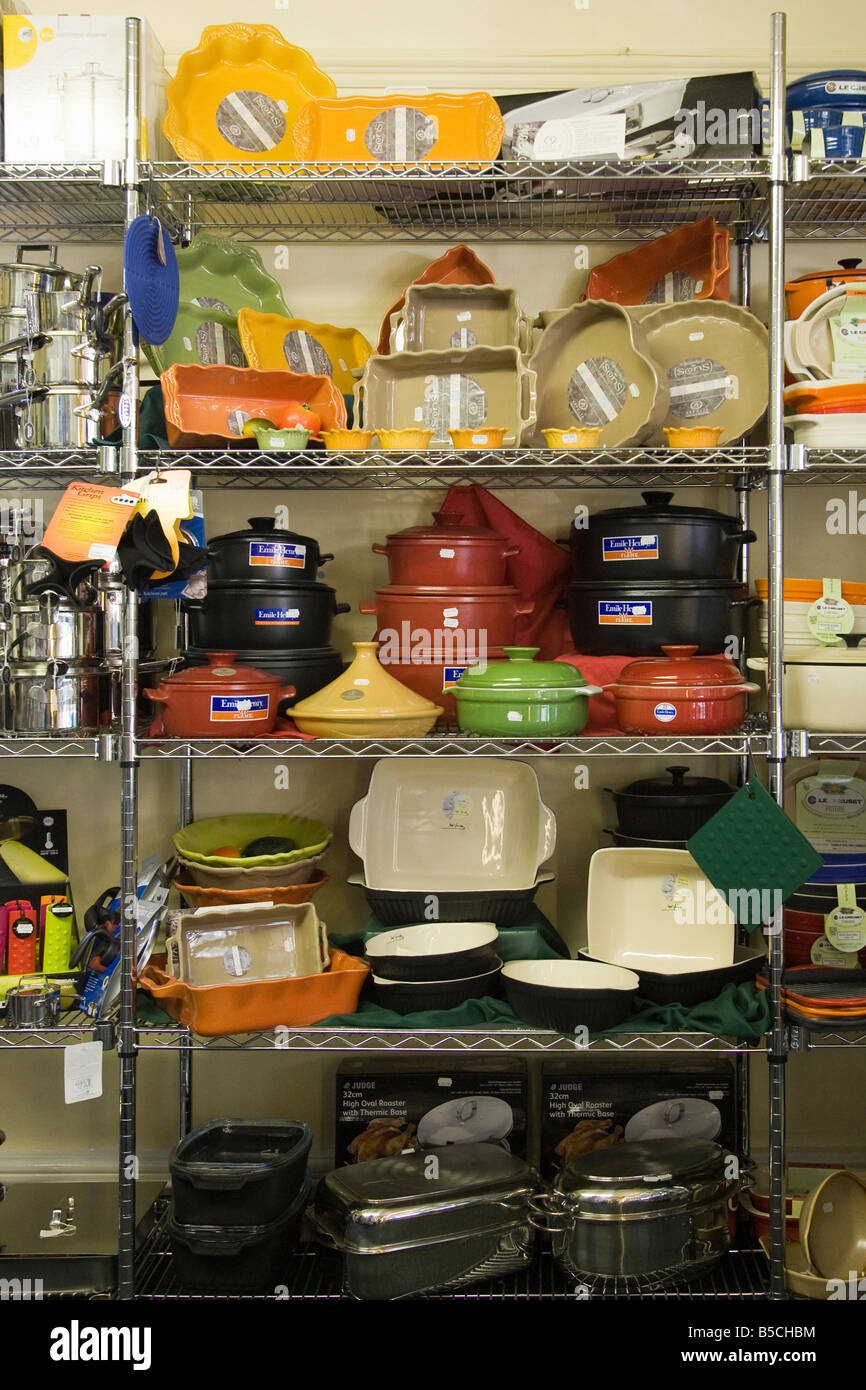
[206,517,334,584]
[608,764,736,840]
[571,490,756,581]
[567,577,754,656]
[183,581,350,652]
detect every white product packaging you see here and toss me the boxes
[2,13,168,162]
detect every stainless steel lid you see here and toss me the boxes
[562,1139,723,1185]
[554,1139,732,1219]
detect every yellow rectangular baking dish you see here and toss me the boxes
[292,93,504,163]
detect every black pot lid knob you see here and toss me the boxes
[248,516,277,532]
[641,491,674,510]
[666,765,690,787]
[838,258,862,270]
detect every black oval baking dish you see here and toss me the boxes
[502,960,639,1032]
[349,874,554,929]
[372,958,503,1015]
[579,945,766,1007]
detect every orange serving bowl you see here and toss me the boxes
[172,868,329,909]
[784,381,866,416]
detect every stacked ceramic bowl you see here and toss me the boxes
[784,859,866,972]
[365,921,503,1015]
[784,246,866,446]
[349,757,556,926]
[363,510,532,726]
[172,813,332,893]
[182,517,348,701]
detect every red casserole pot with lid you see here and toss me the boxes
[144,654,295,737]
[372,509,520,587]
[360,586,534,654]
[604,644,760,735]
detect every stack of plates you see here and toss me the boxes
[366,921,503,1015]
[759,965,866,1029]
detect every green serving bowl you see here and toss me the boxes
[173,813,331,868]
[242,419,312,450]
[452,647,602,738]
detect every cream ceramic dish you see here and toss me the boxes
[784,412,866,446]
[167,902,329,986]
[758,1236,835,1300]
[639,300,769,443]
[349,757,556,892]
[799,1170,866,1280]
[175,851,329,891]
[784,283,851,383]
[290,641,442,737]
[356,347,537,447]
[528,302,668,447]
[586,847,736,973]
[398,284,531,354]
[748,648,866,732]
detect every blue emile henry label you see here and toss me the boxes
[255,607,300,626]
[598,600,652,625]
[653,701,678,723]
[249,540,306,569]
[443,667,468,688]
[210,695,270,722]
[602,533,659,561]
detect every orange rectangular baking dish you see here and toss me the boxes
[292,94,504,164]
[160,363,346,447]
[137,948,369,1034]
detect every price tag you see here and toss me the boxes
[824,882,866,953]
[811,935,860,968]
[808,577,854,645]
[64,1041,103,1104]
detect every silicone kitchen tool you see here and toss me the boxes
[6,900,37,973]
[687,779,824,927]
[41,902,74,972]
[0,905,7,972]
[124,215,179,346]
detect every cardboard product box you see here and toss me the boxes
[540,1056,737,1180]
[335,1058,528,1166]
[496,73,762,161]
[2,13,167,163]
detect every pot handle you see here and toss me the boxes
[317,918,330,973]
[0,333,50,360]
[514,601,536,618]
[728,529,757,545]
[641,491,674,509]
[276,684,297,716]
[318,552,334,565]
[713,226,730,278]
[537,802,556,867]
[371,543,389,556]
[731,595,760,608]
[358,600,376,616]
[142,686,169,705]
[348,797,367,860]
[527,1191,572,1232]
[517,359,538,442]
[334,603,351,615]
[247,516,277,532]
[15,243,58,265]
[503,544,522,559]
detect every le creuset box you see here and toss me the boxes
[289,641,442,738]
[586,846,736,974]
[183,646,344,705]
[571,490,756,582]
[169,1175,312,1294]
[137,948,369,1036]
[541,1138,735,1282]
[608,764,735,841]
[580,944,767,1006]
[604,644,759,734]
[567,579,753,657]
[364,920,500,981]
[372,959,504,1015]
[170,1118,313,1227]
[361,585,533,655]
[184,580,350,653]
[786,757,866,855]
[0,1179,163,1294]
[313,1142,537,1300]
[334,1058,528,1166]
[528,301,668,447]
[166,902,329,987]
[452,647,601,738]
[206,516,333,583]
[785,258,866,319]
[539,1057,737,1179]
[356,345,536,447]
[502,959,639,1032]
[144,653,295,738]
[349,757,556,892]
[748,647,866,733]
[348,872,555,928]
[372,509,520,588]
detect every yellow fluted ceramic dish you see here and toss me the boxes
[238,308,372,394]
[375,428,434,451]
[663,426,725,447]
[542,427,603,449]
[163,24,335,163]
[291,641,442,736]
[449,427,508,449]
[320,429,375,452]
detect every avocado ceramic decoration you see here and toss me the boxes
[292,93,504,163]
[164,25,335,162]
[453,647,602,737]
[290,641,442,738]
[238,309,373,395]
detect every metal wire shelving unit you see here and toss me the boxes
[9,10,866,1303]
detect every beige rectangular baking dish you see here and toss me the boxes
[397,284,531,353]
[166,902,329,987]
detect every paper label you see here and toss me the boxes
[667,357,730,419]
[811,935,860,967]
[598,600,652,625]
[249,541,306,569]
[569,357,627,425]
[825,883,866,951]
[438,548,456,559]
[209,695,270,722]
[795,768,866,853]
[41,481,141,565]
[654,701,678,722]
[443,667,468,689]
[64,1041,103,1104]
[645,271,700,303]
[602,534,659,561]
[512,112,626,160]
[808,579,854,643]
[254,607,300,626]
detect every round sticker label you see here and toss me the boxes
[654,701,678,723]
[825,904,866,952]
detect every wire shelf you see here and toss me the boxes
[0,737,102,758]
[144,158,769,244]
[0,164,127,241]
[134,1201,769,1300]
[136,728,768,760]
[136,447,769,491]
[133,1025,761,1054]
[787,160,866,238]
[0,1015,106,1048]
[790,447,866,481]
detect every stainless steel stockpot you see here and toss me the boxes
[534,1138,737,1284]
[313,1142,538,1300]
[0,245,84,309]
[6,598,101,663]
[3,661,101,733]
[0,386,107,449]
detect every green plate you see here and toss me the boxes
[143,303,246,376]
[175,233,291,318]
[174,813,331,868]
